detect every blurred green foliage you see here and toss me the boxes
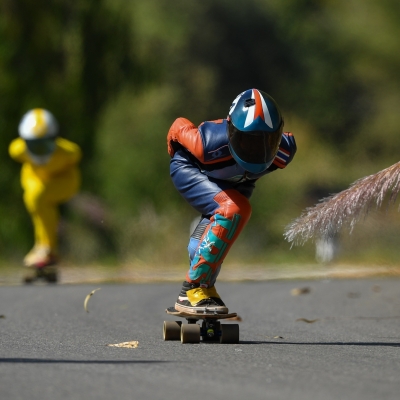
[1,0,400,267]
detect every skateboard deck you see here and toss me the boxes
[164,307,240,344]
[166,306,237,320]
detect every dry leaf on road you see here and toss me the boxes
[291,287,311,296]
[296,318,319,323]
[84,288,101,313]
[108,341,139,348]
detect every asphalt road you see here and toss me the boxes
[1,278,400,400]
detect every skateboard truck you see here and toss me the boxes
[205,321,216,338]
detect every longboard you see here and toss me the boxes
[164,307,240,344]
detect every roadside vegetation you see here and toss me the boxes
[1,0,400,269]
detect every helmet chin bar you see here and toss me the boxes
[26,150,52,166]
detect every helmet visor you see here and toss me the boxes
[25,138,56,156]
[228,123,282,166]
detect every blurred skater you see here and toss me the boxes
[9,109,81,282]
[167,89,297,314]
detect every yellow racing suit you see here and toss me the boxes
[9,137,81,258]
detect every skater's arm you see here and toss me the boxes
[167,118,232,166]
[268,132,297,171]
[43,138,82,176]
[9,138,81,174]
[167,118,205,161]
[8,138,30,163]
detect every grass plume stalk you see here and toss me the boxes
[284,161,400,246]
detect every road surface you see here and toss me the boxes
[1,278,400,399]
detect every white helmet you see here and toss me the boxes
[18,108,58,140]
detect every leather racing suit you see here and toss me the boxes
[167,117,296,287]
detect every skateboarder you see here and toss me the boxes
[167,89,297,314]
[9,108,82,275]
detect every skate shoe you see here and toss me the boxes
[23,246,58,268]
[175,281,228,314]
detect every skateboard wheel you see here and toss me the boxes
[44,268,58,283]
[37,267,58,283]
[180,323,200,344]
[23,269,37,284]
[23,276,35,284]
[163,321,182,341]
[220,324,239,344]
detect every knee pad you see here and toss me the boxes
[213,189,252,226]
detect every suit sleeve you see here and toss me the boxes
[167,118,206,162]
[268,132,297,171]
[44,138,81,176]
[9,138,30,163]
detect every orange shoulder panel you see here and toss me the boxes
[167,117,206,162]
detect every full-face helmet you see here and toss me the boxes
[18,109,58,156]
[228,89,283,173]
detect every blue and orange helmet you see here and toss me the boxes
[228,89,283,173]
